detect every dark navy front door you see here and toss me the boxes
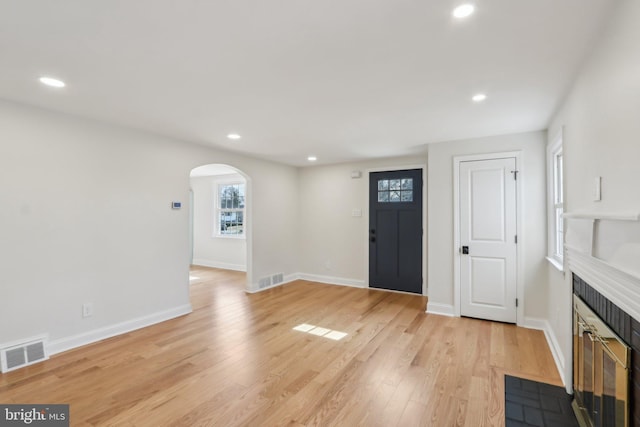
[369,169,423,294]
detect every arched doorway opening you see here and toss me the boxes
[189,163,252,291]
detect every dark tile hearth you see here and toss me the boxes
[505,375,578,427]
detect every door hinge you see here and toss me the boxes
[515,298,519,307]
[514,235,518,244]
[511,170,519,180]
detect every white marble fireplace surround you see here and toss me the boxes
[565,211,640,322]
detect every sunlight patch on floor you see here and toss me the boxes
[292,323,347,341]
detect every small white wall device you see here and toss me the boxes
[593,176,602,202]
[171,202,182,209]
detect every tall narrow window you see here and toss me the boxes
[217,183,245,237]
[553,150,564,257]
[547,131,564,268]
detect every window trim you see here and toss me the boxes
[547,129,564,271]
[215,180,246,239]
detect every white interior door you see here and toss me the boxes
[460,157,517,323]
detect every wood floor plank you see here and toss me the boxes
[0,266,562,426]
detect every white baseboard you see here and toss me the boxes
[522,316,567,389]
[521,316,547,330]
[48,304,193,355]
[426,302,455,317]
[192,259,246,272]
[296,273,366,288]
[247,273,366,293]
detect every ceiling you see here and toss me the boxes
[0,1,614,166]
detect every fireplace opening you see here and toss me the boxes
[573,294,631,427]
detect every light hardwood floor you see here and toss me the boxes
[0,266,562,426]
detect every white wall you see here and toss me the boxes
[546,0,640,387]
[191,174,247,271]
[0,100,298,352]
[426,131,547,321]
[298,156,427,288]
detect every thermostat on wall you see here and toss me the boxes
[171,202,182,209]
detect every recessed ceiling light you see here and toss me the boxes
[227,133,241,140]
[453,4,475,19]
[472,93,487,102]
[307,156,317,162]
[39,76,66,88]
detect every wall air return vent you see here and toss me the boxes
[272,273,284,285]
[1,337,49,373]
[258,276,272,289]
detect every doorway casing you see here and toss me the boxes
[453,151,524,325]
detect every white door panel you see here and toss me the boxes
[470,257,506,306]
[460,158,517,323]
[471,169,505,241]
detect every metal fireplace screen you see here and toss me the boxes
[573,295,631,427]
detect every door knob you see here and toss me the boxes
[462,246,469,254]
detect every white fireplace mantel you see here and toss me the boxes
[563,211,640,221]
[564,211,640,321]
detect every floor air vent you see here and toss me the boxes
[1,337,49,373]
[272,273,284,285]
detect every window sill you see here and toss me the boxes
[546,256,564,272]
[214,234,246,240]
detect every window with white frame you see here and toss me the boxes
[216,182,245,237]
[547,131,564,267]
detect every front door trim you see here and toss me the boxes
[453,151,524,325]
[364,164,427,296]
